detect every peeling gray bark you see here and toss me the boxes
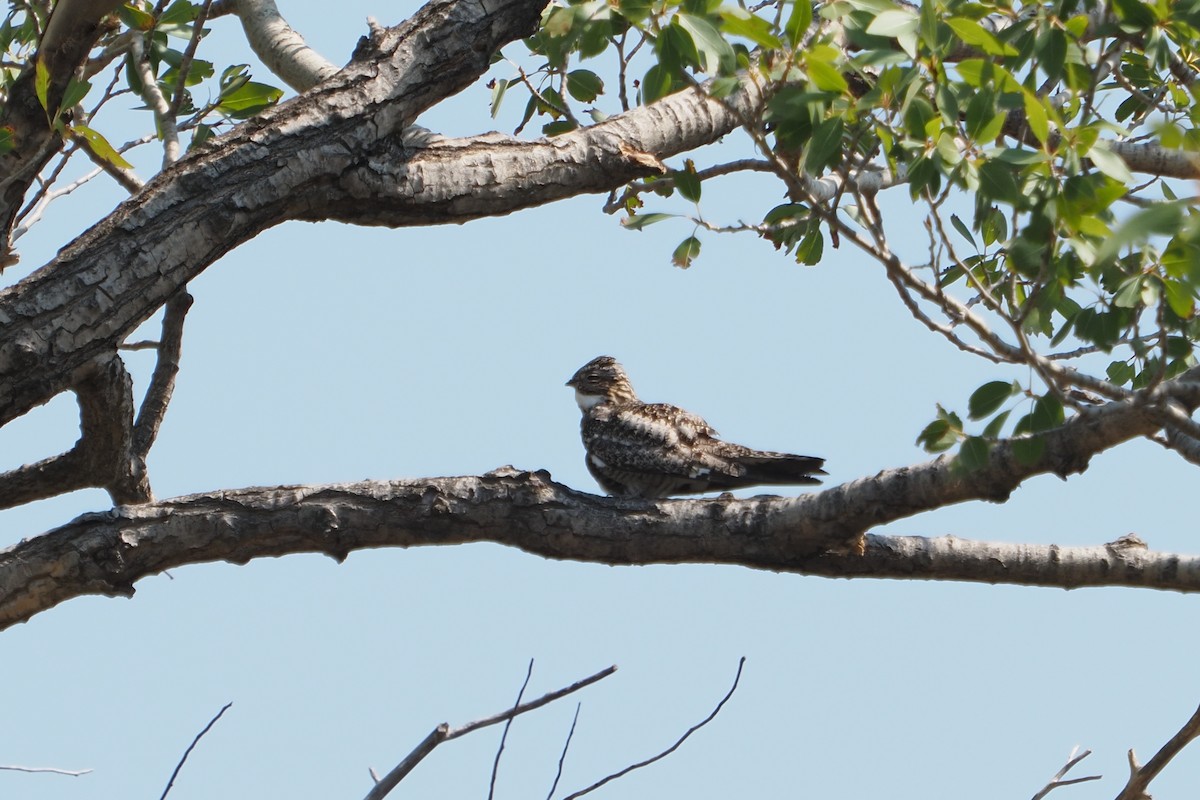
[4,467,1198,631]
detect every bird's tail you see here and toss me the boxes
[738,452,827,485]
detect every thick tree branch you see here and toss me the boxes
[0,353,149,508]
[230,0,339,92]
[7,391,1200,628]
[0,0,553,429]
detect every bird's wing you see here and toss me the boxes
[582,403,741,489]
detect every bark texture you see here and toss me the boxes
[4,468,1197,631]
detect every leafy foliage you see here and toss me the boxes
[494,0,1200,459]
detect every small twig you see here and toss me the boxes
[1115,701,1200,800]
[561,657,746,800]
[364,665,617,800]
[489,659,535,800]
[0,764,92,776]
[169,0,215,117]
[1029,747,1101,800]
[158,702,232,800]
[132,289,194,458]
[545,703,581,800]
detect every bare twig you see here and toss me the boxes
[158,702,232,800]
[489,658,535,800]
[1115,701,1200,800]
[546,703,582,800]
[132,290,194,458]
[561,657,746,800]
[1029,747,1100,800]
[0,764,92,776]
[365,665,618,800]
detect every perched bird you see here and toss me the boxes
[566,356,826,499]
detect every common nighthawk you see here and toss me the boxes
[566,356,826,499]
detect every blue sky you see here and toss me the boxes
[1,2,1198,798]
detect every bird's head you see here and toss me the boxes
[566,355,638,410]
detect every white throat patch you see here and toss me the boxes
[575,390,605,411]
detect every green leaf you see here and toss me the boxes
[34,56,50,113]
[1095,202,1184,264]
[216,80,283,118]
[1022,92,1049,144]
[0,126,13,156]
[674,162,702,202]
[1164,278,1196,317]
[865,8,918,38]
[60,77,91,112]
[807,59,848,93]
[160,0,200,25]
[70,124,133,169]
[982,409,1011,439]
[1086,142,1133,183]
[672,235,702,267]
[1014,395,1064,434]
[676,14,736,73]
[958,436,991,470]
[1106,360,1136,384]
[118,4,155,30]
[566,69,604,103]
[795,227,823,264]
[1113,275,1145,309]
[784,0,813,47]
[804,117,843,173]
[542,119,577,136]
[641,63,676,104]
[622,212,675,230]
[968,380,1016,420]
[916,419,956,452]
[945,17,1018,56]
[949,214,977,248]
[719,8,783,49]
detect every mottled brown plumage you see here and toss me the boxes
[566,356,826,499]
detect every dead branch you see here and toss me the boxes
[158,702,232,800]
[561,656,745,800]
[1029,747,1101,800]
[1115,701,1200,800]
[0,764,92,776]
[546,703,582,800]
[132,290,194,459]
[489,659,535,800]
[364,665,617,800]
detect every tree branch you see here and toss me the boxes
[562,657,744,800]
[7,388,1200,627]
[132,290,193,459]
[1029,748,1100,800]
[1115,701,1200,800]
[231,0,339,92]
[0,0,554,429]
[0,353,149,509]
[364,664,617,800]
[158,702,233,800]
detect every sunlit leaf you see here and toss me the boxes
[622,212,675,229]
[672,235,702,267]
[70,124,133,169]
